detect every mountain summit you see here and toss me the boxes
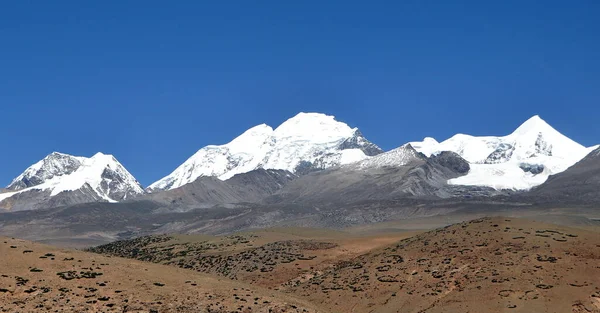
[0,152,144,211]
[148,112,382,191]
[410,115,593,190]
[7,152,84,190]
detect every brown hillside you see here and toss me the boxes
[0,237,325,313]
[286,217,600,313]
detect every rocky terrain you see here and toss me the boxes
[287,217,600,313]
[0,236,324,313]
[85,217,600,313]
[265,147,478,205]
[85,227,409,286]
[529,147,600,204]
[142,169,298,211]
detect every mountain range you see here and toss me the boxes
[0,112,597,213]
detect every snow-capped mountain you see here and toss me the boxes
[148,112,382,191]
[410,115,595,190]
[0,152,144,211]
[7,152,84,190]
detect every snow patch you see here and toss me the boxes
[339,149,368,165]
[448,163,550,190]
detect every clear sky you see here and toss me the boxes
[1,1,599,187]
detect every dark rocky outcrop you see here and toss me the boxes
[266,150,473,206]
[338,130,384,156]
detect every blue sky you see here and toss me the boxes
[1,1,599,187]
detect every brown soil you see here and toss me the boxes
[2,217,599,313]
[0,237,325,313]
[287,217,600,313]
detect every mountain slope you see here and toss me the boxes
[0,152,144,211]
[287,217,600,313]
[410,115,594,190]
[0,237,322,313]
[6,152,84,190]
[266,144,472,205]
[148,112,382,191]
[84,217,600,313]
[529,146,600,203]
[143,169,297,210]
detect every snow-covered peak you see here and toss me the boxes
[422,137,439,144]
[409,115,593,190]
[91,151,111,159]
[1,152,144,205]
[504,115,585,162]
[147,126,276,191]
[409,137,440,157]
[7,152,85,191]
[148,112,381,191]
[47,152,143,198]
[413,115,588,163]
[225,123,274,154]
[509,115,552,136]
[273,112,357,143]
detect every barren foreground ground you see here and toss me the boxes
[0,237,323,312]
[2,217,599,312]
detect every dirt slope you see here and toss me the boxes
[87,228,416,289]
[286,217,600,313]
[87,217,600,312]
[0,237,326,313]
[6,217,599,313]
